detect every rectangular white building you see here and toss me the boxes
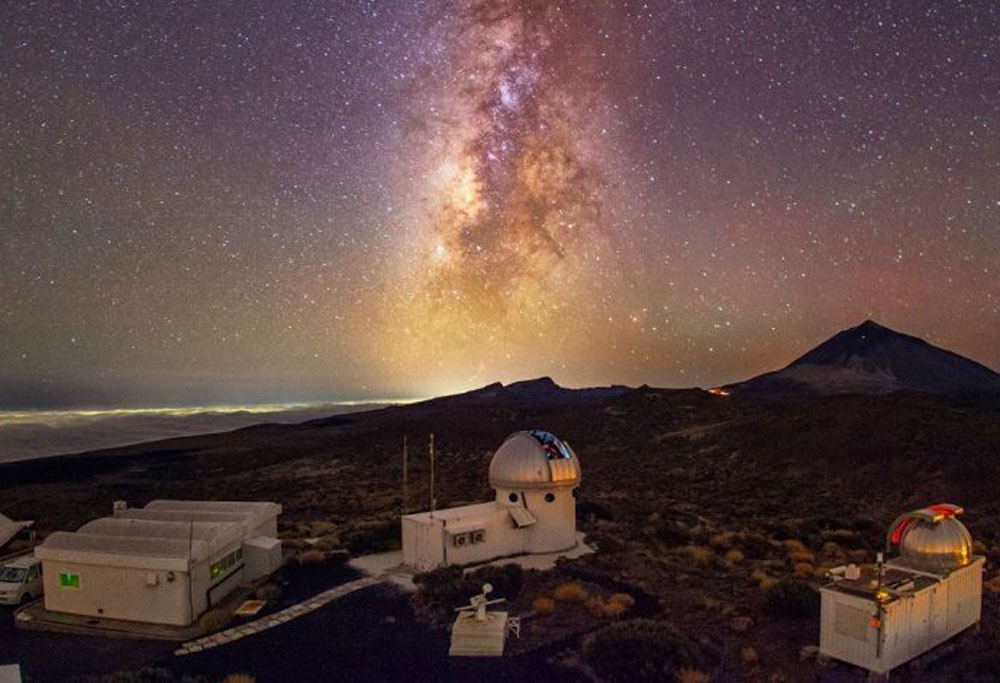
[820,504,983,676]
[35,500,282,626]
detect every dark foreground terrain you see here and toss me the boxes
[2,380,1000,682]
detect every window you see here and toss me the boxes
[545,493,555,503]
[0,567,27,583]
[210,549,242,581]
[59,573,80,589]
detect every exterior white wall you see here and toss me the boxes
[243,538,283,581]
[517,488,576,554]
[402,516,445,572]
[820,557,984,675]
[820,589,879,671]
[402,485,579,572]
[42,560,193,626]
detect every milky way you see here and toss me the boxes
[1,2,998,407]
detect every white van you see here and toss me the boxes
[0,555,43,606]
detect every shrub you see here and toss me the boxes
[468,563,523,602]
[793,562,815,577]
[254,583,282,600]
[604,599,628,619]
[729,615,752,633]
[740,646,758,665]
[584,619,705,682]
[738,533,772,559]
[676,670,710,683]
[532,596,556,615]
[683,545,714,566]
[607,593,636,610]
[585,596,609,617]
[709,532,738,550]
[87,669,208,683]
[724,549,744,566]
[197,609,232,633]
[763,578,819,617]
[221,676,255,683]
[414,563,524,612]
[820,541,842,557]
[553,582,589,603]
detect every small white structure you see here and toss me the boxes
[449,583,508,657]
[34,499,282,626]
[402,430,581,572]
[820,504,984,677]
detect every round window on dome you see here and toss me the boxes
[545,493,555,503]
[508,492,519,503]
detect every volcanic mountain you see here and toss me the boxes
[724,319,1000,397]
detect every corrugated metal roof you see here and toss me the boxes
[36,499,279,571]
[36,532,209,571]
[144,500,281,529]
[488,431,581,490]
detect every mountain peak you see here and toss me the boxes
[725,320,1000,397]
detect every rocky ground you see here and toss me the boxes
[2,382,999,681]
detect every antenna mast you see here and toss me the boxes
[402,434,409,515]
[429,433,436,518]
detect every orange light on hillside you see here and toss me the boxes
[707,388,730,396]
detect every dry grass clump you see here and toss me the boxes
[724,549,744,566]
[222,675,255,683]
[532,596,556,614]
[586,596,609,617]
[585,592,635,619]
[310,534,341,550]
[553,582,589,603]
[729,615,753,633]
[709,532,738,550]
[608,593,636,610]
[984,574,1000,594]
[794,562,815,577]
[821,541,842,557]
[296,549,326,566]
[702,596,722,612]
[783,539,815,564]
[603,599,629,619]
[848,549,869,563]
[741,646,758,665]
[676,669,710,683]
[198,608,232,632]
[751,568,776,591]
[683,545,715,565]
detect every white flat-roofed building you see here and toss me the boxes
[402,430,581,572]
[820,504,984,677]
[34,499,282,626]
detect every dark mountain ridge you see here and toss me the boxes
[725,319,1000,397]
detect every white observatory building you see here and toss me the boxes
[402,430,581,571]
[819,504,983,677]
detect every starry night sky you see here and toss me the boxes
[2,1,998,408]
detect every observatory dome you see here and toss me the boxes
[488,430,581,490]
[889,504,973,573]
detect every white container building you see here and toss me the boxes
[34,499,282,626]
[402,430,581,572]
[819,504,984,677]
